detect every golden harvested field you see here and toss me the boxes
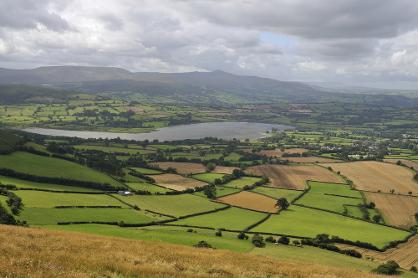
[212,165,239,174]
[322,161,418,194]
[217,191,278,213]
[151,173,207,191]
[384,159,418,170]
[154,162,206,175]
[364,192,418,228]
[258,148,308,158]
[246,164,343,190]
[0,225,381,278]
[337,236,418,270]
[283,156,342,163]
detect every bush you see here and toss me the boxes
[292,240,301,246]
[410,266,417,273]
[215,230,222,237]
[277,236,290,245]
[194,241,214,249]
[265,236,276,243]
[237,232,248,240]
[187,228,194,233]
[342,249,362,258]
[373,261,400,275]
[251,234,265,248]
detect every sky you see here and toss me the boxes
[1,0,418,88]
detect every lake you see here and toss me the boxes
[22,122,293,141]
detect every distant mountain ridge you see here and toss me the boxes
[0,66,320,101]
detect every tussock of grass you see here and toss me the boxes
[0,224,382,278]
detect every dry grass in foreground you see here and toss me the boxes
[0,224,381,278]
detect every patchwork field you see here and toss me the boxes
[364,192,418,228]
[0,152,122,188]
[18,208,157,225]
[212,166,239,174]
[217,191,278,213]
[130,167,162,175]
[222,176,262,189]
[114,194,225,217]
[0,175,100,192]
[246,164,343,190]
[151,173,207,191]
[284,156,342,163]
[192,173,226,183]
[172,207,267,230]
[126,182,172,193]
[295,182,364,215]
[337,236,418,269]
[14,191,127,208]
[252,206,409,249]
[384,158,418,170]
[154,162,206,175]
[250,186,303,201]
[322,161,418,194]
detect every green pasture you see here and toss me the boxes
[0,152,123,188]
[222,177,262,189]
[194,186,241,198]
[192,173,226,183]
[172,207,267,230]
[113,194,225,217]
[252,206,409,248]
[126,182,172,193]
[130,167,162,175]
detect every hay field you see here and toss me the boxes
[284,156,342,163]
[364,192,418,228]
[337,236,418,270]
[246,164,343,190]
[0,225,382,278]
[322,161,418,194]
[151,173,207,191]
[154,162,206,175]
[212,166,239,174]
[217,191,278,213]
[384,159,418,170]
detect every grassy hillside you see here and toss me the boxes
[0,151,122,188]
[0,224,389,278]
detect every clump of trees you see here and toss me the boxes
[0,187,23,215]
[251,233,265,248]
[203,185,216,199]
[275,198,289,210]
[194,241,214,249]
[373,261,400,275]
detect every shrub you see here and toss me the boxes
[372,214,381,223]
[277,236,290,245]
[215,230,222,237]
[410,266,417,273]
[292,240,301,246]
[237,232,248,240]
[265,236,276,243]
[251,234,265,248]
[342,249,362,258]
[373,261,400,275]
[194,241,214,249]
[187,228,194,233]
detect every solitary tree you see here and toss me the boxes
[276,198,289,210]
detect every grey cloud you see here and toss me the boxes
[0,0,70,31]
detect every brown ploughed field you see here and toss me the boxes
[321,161,418,194]
[154,162,206,175]
[217,191,278,213]
[246,164,343,190]
[384,159,418,170]
[212,165,239,174]
[364,192,418,228]
[283,156,342,163]
[151,173,207,191]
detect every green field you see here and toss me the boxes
[252,206,409,248]
[192,173,226,183]
[74,145,154,155]
[307,181,361,198]
[0,175,101,192]
[126,182,171,193]
[222,177,262,189]
[0,152,122,187]
[18,208,158,225]
[251,186,303,201]
[14,191,126,208]
[172,207,267,230]
[194,186,241,198]
[114,194,226,217]
[130,167,162,175]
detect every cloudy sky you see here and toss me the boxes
[1,0,418,88]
